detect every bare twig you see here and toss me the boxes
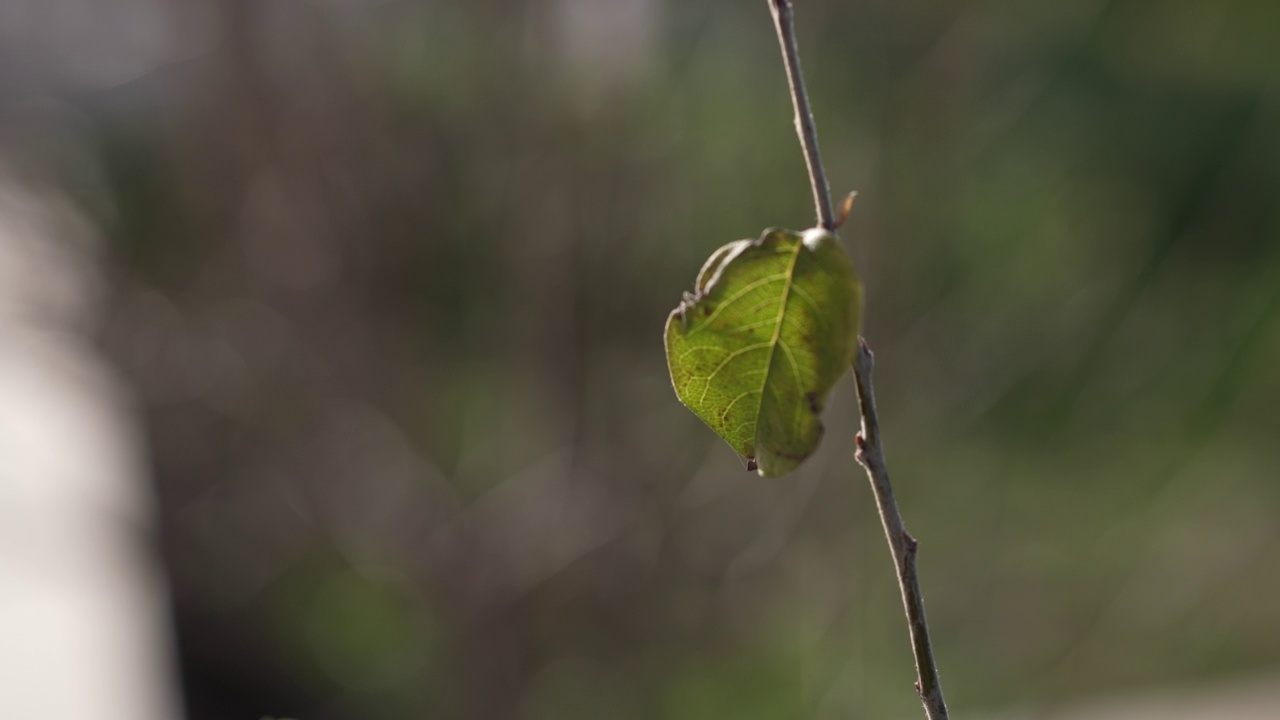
[768,0,835,230]
[767,2,951,718]
[853,341,950,720]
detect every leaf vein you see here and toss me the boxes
[688,273,788,334]
[698,342,772,404]
[751,239,806,456]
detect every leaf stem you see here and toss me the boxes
[767,3,951,718]
[768,0,835,230]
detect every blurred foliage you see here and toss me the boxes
[4,0,1280,718]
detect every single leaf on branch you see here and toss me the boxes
[661,2,952,716]
[664,226,862,477]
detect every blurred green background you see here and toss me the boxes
[4,0,1279,718]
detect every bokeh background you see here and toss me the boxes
[2,0,1279,718]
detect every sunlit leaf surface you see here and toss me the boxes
[665,227,862,477]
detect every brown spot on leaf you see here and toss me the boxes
[746,457,758,472]
[805,392,821,414]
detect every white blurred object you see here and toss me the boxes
[0,172,182,719]
[1045,673,1280,720]
[980,671,1280,720]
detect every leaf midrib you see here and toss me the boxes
[753,239,806,449]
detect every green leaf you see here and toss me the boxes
[665,227,863,477]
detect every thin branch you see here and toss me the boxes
[768,0,835,230]
[853,340,950,720]
[767,2,951,718]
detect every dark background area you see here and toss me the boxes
[2,0,1279,718]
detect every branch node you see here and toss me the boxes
[855,338,875,377]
